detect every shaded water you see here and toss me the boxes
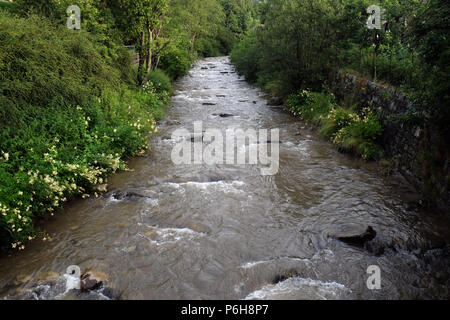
[1,57,449,300]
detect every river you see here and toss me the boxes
[0,57,449,300]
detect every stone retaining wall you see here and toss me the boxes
[331,72,449,212]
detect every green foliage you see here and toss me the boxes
[231,0,342,97]
[230,30,260,82]
[14,0,71,21]
[0,13,121,127]
[337,42,421,88]
[0,12,163,250]
[219,0,256,53]
[0,1,16,13]
[147,69,173,95]
[159,44,193,79]
[407,0,450,129]
[195,38,222,57]
[287,91,384,160]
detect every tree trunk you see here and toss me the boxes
[155,56,161,70]
[146,29,153,74]
[137,31,146,85]
[190,34,196,52]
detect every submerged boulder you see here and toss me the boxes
[80,270,108,291]
[272,269,300,284]
[13,274,33,286]
[37,271,60,286]
[335,226,377,247]
[112,188,155,200]
[212,113,234,118]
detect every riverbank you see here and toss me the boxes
[0,12,170,251]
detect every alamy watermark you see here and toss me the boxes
[65,265,81,290]
[366,5,387,30]
[67,5,81,30]
[170,122,280,176]
[367,265,381,290]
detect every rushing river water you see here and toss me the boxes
[1,57,449,300]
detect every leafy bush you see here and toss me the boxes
[195,38,221,57]
[14,0,71,21]
[147,69,173,95]
[339,43,420,88]
[159,44,193,80]
[230,30,260,82]
[331,108,384,160]
[287,91,384,160]
[0,13,122,127]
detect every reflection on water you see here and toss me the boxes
[0,57,449,300]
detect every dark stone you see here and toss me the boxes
[212,113,233,118]
[166,120,181,126]
[258,140,282,144]
[267,97,283,106]
[80,271,108,291]
[112,189,154,200]
[336,226,377,247]
[364,240,386,256]
[202,102,216,106]
[272,269,299,284]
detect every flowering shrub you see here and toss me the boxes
[0,88,162,250]
[287,91,384,160]
[331,108,384,160]
[0,14,169,251]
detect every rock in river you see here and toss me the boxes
[267,97,283,106]
[80,270,108,291]
[212,113,234,118]
[334,226,377,247]
[13,274,33,286]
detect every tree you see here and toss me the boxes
[407,0,450,127]
[170,0,224,51]
[116,0,169,85]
